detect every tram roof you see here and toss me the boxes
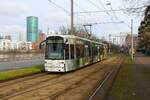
[47,35,106,46]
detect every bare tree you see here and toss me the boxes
[59,26,89,38]
[122,0,150,15]
[59,26,68,35]
[59,26,104,42]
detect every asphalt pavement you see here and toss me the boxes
[0,59,44,71]
[107,52,150,100]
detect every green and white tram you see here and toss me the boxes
[42,35,107,72]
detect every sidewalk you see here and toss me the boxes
[107,53,150,100]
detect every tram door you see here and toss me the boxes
[84,45,89,65]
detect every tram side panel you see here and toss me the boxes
[64,39,85,72]
[65,39,93,72]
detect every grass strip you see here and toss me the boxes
[107,56,136,100]
[0,65,44,81]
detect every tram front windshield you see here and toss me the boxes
[45,37,64,60]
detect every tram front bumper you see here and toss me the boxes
[45,66,65,72]
[45,63,65,72]
[44,60,65,72]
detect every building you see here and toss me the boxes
[27,16,38,42]
[119,32,129,46]
[0,36,3,39]
[0,39,32,52]
[5,35,11,41]
[17,41,32,51]
[126,34,138,49]
[38,32,46,43]
[0,39,11,51]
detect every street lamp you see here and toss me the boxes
[131,19,134,60]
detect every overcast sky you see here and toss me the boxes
[0,0,142,41]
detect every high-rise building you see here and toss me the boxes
[27,16,38,42]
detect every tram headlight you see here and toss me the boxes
[59,62,64,67]
[60,62,64,64]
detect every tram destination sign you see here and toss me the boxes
[47,39,64,44]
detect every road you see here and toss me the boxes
[0,59,44,70]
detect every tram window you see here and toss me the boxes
[76,44,84,58]
[92,45,98,56]
[65,44,69,60]
[92,45,95,56]
[80,45,84,57]
[96,47,98,55]
[100,46,103,54]
[89,45,92,57]
[98,46,100,55]
[70,45,74,59]
[93,46,95,56]
[95,46,98,56]
[46,42,64,60]
[85,46,90,57]
[76,45,80,58]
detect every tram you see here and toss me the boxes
[40,35,107,72]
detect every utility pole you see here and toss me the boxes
[71,0,74,35]
[131,19,134,60]
[109,34,111,53]
[83,24,92,35]
[90,24,92,35]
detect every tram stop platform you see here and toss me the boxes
[107,52,150,100]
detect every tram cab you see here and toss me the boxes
[44,36,66,72]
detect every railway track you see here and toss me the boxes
[48,56,121,100]
[0,73,63,98]
[0,56,121,100]
[0,73,47,87]
[88,55,124,100]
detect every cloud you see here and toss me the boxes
[0,25,25,33]
[0,25,26,41]
[46,12,69,24]
[0,1,30,16]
